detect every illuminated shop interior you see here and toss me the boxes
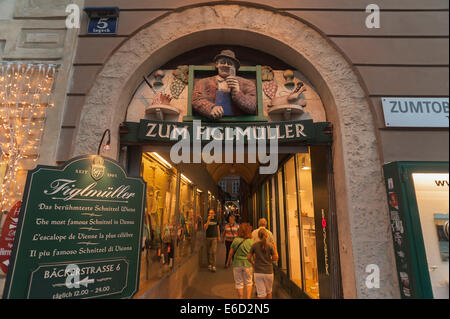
[136,145,330,299]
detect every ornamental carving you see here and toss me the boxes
[126,49,326,123]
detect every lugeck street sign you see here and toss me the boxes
[2,155,146,299]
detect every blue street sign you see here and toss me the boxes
[87,17,118,35]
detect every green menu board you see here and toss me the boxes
[2,155,146,299]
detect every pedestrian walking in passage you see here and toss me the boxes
[252,218,274,245]
[248,228,278,299]
[226,223,254,299]
[222,215,239,267]
[204,208,221,272]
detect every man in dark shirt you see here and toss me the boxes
[204,208,221,272]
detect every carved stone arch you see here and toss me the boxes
[72,4,398,299]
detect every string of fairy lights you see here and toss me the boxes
[0,63,56,213]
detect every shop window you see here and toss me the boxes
[277,169,288,274]
[265,181,271,231]
[196,189,205,231]
[232,180,240,194]
[219,180,227,192]
[296,152,320,299]
[270,177,278,241]
[412,173,449,299]
[284,157,302,288]
[140,152,178,291]
[177,174,195,265]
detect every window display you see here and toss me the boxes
[249,150,327,298]
[263,181,271,230]
[296,152,319,299]
[277,170,287,274]
[284,157,302,289]
[178,175,195,263]
[412,173,449,299]
[270,177,278,245]
[196,189,205,230]
[140,152,178,291]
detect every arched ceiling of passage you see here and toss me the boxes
[206,162,259,184]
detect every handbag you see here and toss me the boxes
[232,238,247,261]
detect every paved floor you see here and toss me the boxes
[183,242,259,299]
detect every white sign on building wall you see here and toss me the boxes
[382,98,449,128]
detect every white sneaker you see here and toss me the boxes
[208,265,212,271]
[211,266,216,272]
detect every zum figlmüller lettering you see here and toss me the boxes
[43,179,136,201]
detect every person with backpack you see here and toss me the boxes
[247,228,278,299]
[225,223,254,299]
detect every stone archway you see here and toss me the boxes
[72,4,398,299]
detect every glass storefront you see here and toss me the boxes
[177,175,195,265]
[412,173,449,299]
[140,152,178,291]
[270,177,278,245]
[249,147,329,299]
[138,152,209,295]
[284,156,303,289]
[383,161,449,299]
[133,144,333,298]
[196,189,205,229]
[276,169,288,275]
[296,152,319,299]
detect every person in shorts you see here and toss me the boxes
[226,223,254,299]
[247,228,278,299]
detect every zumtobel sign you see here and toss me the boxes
[2,155,146,299]
[382,97,449,128]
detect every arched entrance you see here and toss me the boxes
[72,4,397,298]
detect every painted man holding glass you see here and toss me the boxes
[192,50,257,120]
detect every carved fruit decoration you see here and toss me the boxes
[261,66,277,100]
[152,93,172,105]
[170,65,189,99]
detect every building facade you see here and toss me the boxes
[0,0,448,299]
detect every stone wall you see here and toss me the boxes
[0,0,84,298]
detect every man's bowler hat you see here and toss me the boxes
[214,50,240,69]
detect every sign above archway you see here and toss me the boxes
[120,119,331,145]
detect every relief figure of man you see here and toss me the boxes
[192,50,257,120]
